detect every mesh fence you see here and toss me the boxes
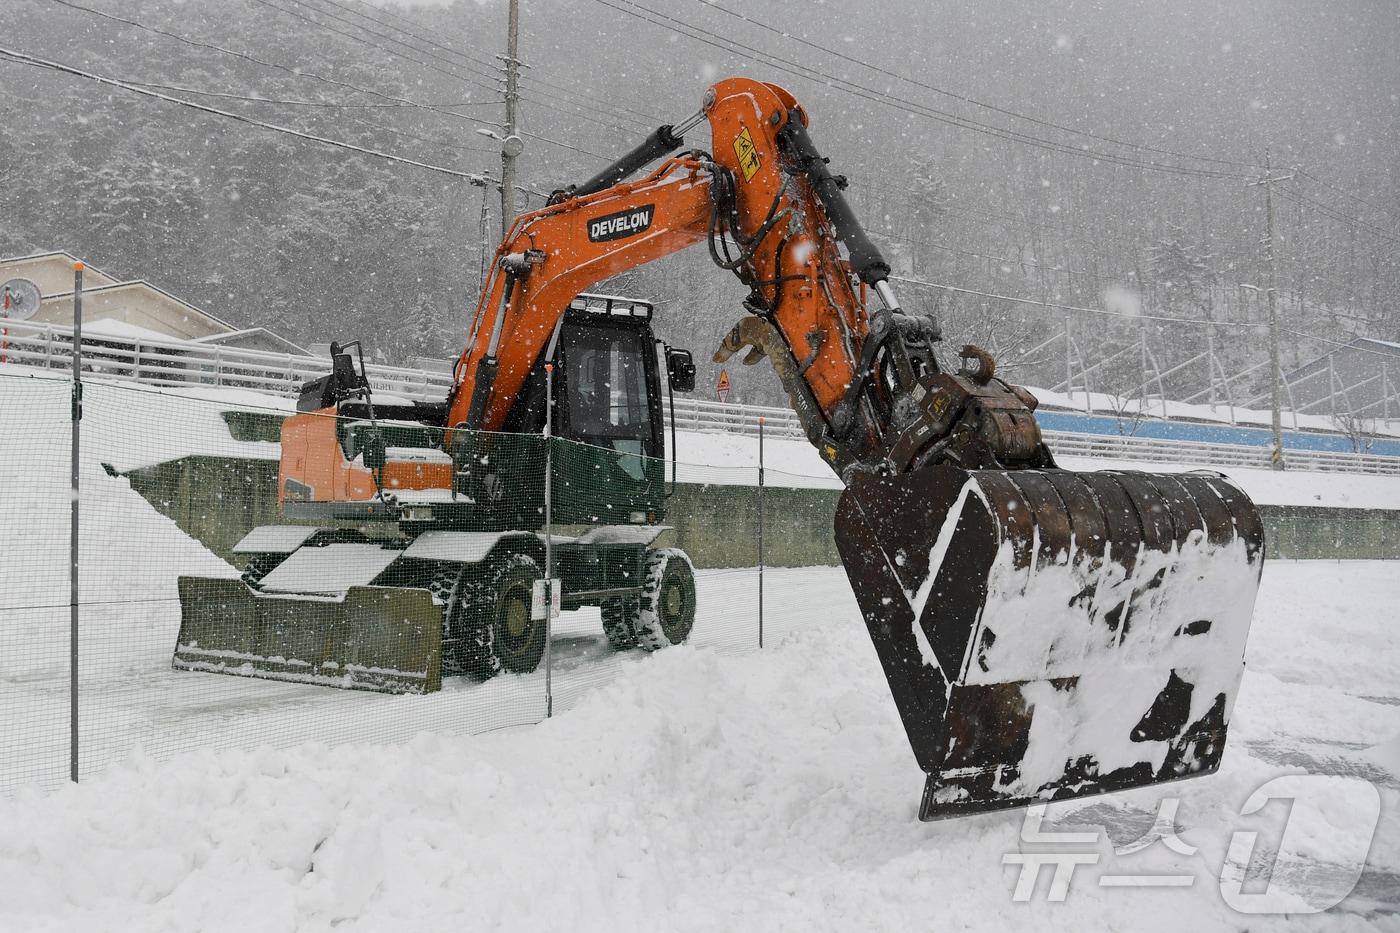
[0,375,73,790]
[0,368,823,794]
[8,358,1396,794]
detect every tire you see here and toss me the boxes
[447,551,546,680]
[601,597,640,650]
[635,548,697,650]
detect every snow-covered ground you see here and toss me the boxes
[0,370,1397,929]
[0,561,1396,931]
[2,364,1400,924]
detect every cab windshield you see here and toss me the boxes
[564,326,650,439]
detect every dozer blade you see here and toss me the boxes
[173,577,443,695]
[835,465,1264,820]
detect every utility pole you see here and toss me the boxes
[499,0,522,236]
[1247,151,1294,471]
[478,176,492,290]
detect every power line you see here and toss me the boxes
[47,0,612,169]
[518,129,610,161]
[247,0,503,98]
[1274,187,1400,249]
[873,230,1105,284]
[45,0,496,125]
[894,274,1400,361]
[518,88,652,138]
[332,110,499,159]
[124,79,498,116]
[259,0,648,152]
[1282,329,1400,359]
[0,45,488,183]
[297,0,507,79]
[1295,169,1400,226]
[318,0,667,126]
[692,0,1263,173]
[891,274,1257,327]
[516,68,665,132]
[589,0,1253,180]
[295,0,659,135]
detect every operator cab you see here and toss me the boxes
[505,293,694,459]
[496,293,694,525]
[297,294,694,528]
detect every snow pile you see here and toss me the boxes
[0,378,238,680]
[0,562,1394,930]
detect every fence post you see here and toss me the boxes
[1384,361,1391,425]
[1205,325,1216,409]
[1328,356,1337,420]
[757,416,765,649]
[1063,314,1073,405]
[543,362,555,719]
[69,261,84,784]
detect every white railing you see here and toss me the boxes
[666,396,805,437]
[661,397,1399,475]
[1042,431,1400,476]
[3,317,1396,477]
[0,318,454,400]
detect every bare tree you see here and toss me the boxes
[1332,409,1377,454]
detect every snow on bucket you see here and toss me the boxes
[835,464,1264,819]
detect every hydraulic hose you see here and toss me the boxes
[777,117,891,287]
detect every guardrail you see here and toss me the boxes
[3,317,1396,476]
[0,317,454,400]
[1042,431,1400,476]
[663,397,1400,475]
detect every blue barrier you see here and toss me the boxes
[1037,409,1400,458]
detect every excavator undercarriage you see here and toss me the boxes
[174,76,1264,820]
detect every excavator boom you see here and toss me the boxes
[439,76,1262,818]
[178,77,1264,820]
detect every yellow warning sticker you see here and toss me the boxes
[732,127,761,182]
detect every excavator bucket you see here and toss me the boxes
[835,465,1264,820]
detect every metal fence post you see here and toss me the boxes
[69,261,84,784]
[1063,313,1073,405]
[543,362,555,719]
[1384,361,1391,425]
[757,416,765,650]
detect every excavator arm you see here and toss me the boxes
[180,77,1262,821]
[446,77,1037,483]
[445,77,1264,820]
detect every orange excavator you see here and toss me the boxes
[176,77,1264,819]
